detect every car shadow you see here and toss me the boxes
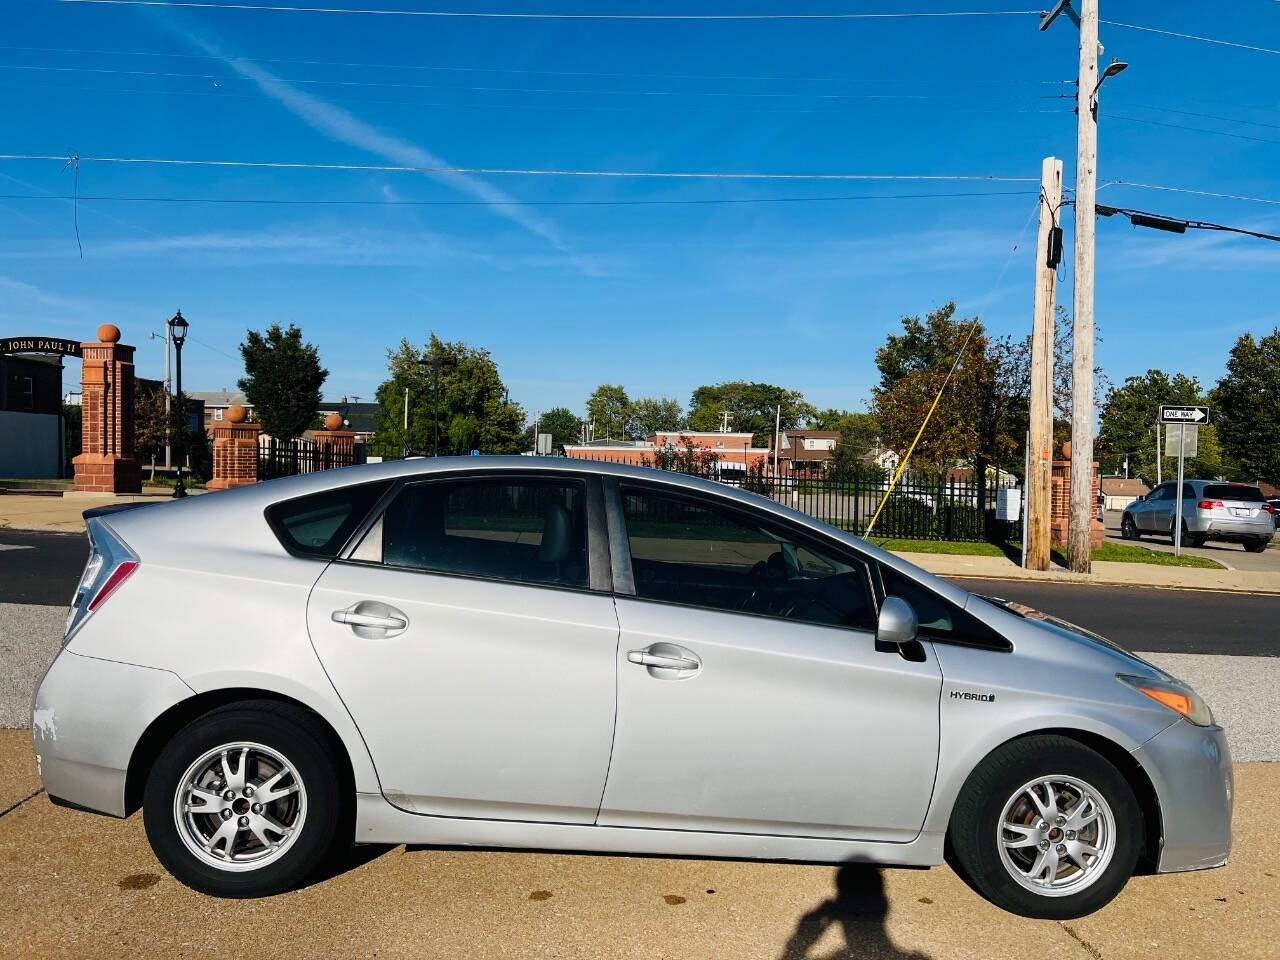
[779,864,931,960]
[297,841,398,891]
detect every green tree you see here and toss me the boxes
[1096,370,1213,482]
[651,435,720,475]
[525,406,581,453]
[871,301,989,479]
[687,381,815,447]
[628,396,684,438]
[134,385,170,478]
[238,323,328,440]
[375,334,525,455]
[586,384,631,441]
[1213,328,1280,484]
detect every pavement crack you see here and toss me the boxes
[1060,922,1104,959]
[0,788,45,820]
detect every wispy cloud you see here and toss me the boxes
[167,23,602,275]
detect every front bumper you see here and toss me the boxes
[32,649,192,818]
[1133,719,1233,873]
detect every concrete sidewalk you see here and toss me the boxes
[901,551,1280,595]
[0,491,185,533]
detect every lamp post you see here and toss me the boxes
[168,310,189,498]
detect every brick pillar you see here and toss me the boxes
[73,324,142,494]
[314,412,357,467]
[1050,442,1104,548]
[207,404,262,491]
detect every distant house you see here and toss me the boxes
[565,430,770,474]
[189,389,251,435]
[775,429,841,477]
[1100,477,1150,511]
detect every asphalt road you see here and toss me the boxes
[0,528,86,605]
[957,578,1279,658]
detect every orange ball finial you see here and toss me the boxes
[226,404,247,424]
[323,412,344,431]
[97,323,121,344]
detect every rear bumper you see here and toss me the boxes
[1133,719,1233,873]
[1188,515,1274,539]
[32,649,193,818]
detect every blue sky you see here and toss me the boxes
[2,1,1278,422]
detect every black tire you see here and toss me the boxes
[947,735,1142,920]
[1186,533,1207,549]
[1120,514,1138,540]
[143,700,344,898]
[1245,538,1271,553]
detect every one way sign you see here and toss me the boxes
[1160,404,1210,424]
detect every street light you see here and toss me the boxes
[416,355,439,457]
[168,310,189,499]
[1088,57,1127,117]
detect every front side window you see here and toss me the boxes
[878,565,1009,650]
[368,477,589,589]
[620,486,876,630]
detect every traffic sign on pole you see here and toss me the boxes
[1159,405,1209,424]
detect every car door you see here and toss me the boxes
[307,472,619,824]
[1135,483,1168,532]
[598,482,943,842]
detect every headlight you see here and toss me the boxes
[1117,674,1214,726]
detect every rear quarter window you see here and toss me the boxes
[265,480,393,558]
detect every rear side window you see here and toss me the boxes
[368,477,589,589]
[266,480,393,558]
[1203,484,1264,503]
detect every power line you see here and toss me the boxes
[1106,112,1280,147]
[0,43,1074,87]
[0,154,1040,182]
[0,188,1036,208]
[0,78,1075,119]
[1115,102,1280,133]
[0,63,1066,102]
[1096,203,1280,243]
[1102,180,1280,207]
[59,2,1043,21]
[1102,20,1280,58]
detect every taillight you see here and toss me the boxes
[1197,500,1223,510]
[1265,503,1276,515]
[87,560,138,611]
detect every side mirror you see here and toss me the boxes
[877,596,918,647]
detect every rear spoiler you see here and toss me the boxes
[82,501,158,522]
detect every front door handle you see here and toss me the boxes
[627,650,699,670]
[626,642,701,678]
[331,601,408,638]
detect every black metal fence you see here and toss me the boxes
[256,439,1018,544]
[258,436,367,480]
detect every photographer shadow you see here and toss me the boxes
[780,864,931,960]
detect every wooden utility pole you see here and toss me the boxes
[1068,0,1099,573]
[1026,156,1062,571]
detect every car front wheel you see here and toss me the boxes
[1120,514,1138,540]
[947,735,1142,919]
[143,700,343,897]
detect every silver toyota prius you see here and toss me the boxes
[32,458,1232,918]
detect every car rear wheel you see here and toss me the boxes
[143,700,343,898]
[1120,514,1138,540]
[947,735,1142,919]
[1245,538,1270,553]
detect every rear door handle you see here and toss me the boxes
[331,601,409,637]
[627,650,699,669]
[332,610,406,630]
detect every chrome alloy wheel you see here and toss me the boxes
[173,741,307,872]
[996,775,1116,897]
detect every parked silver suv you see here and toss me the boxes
[1121,480,1275,552]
